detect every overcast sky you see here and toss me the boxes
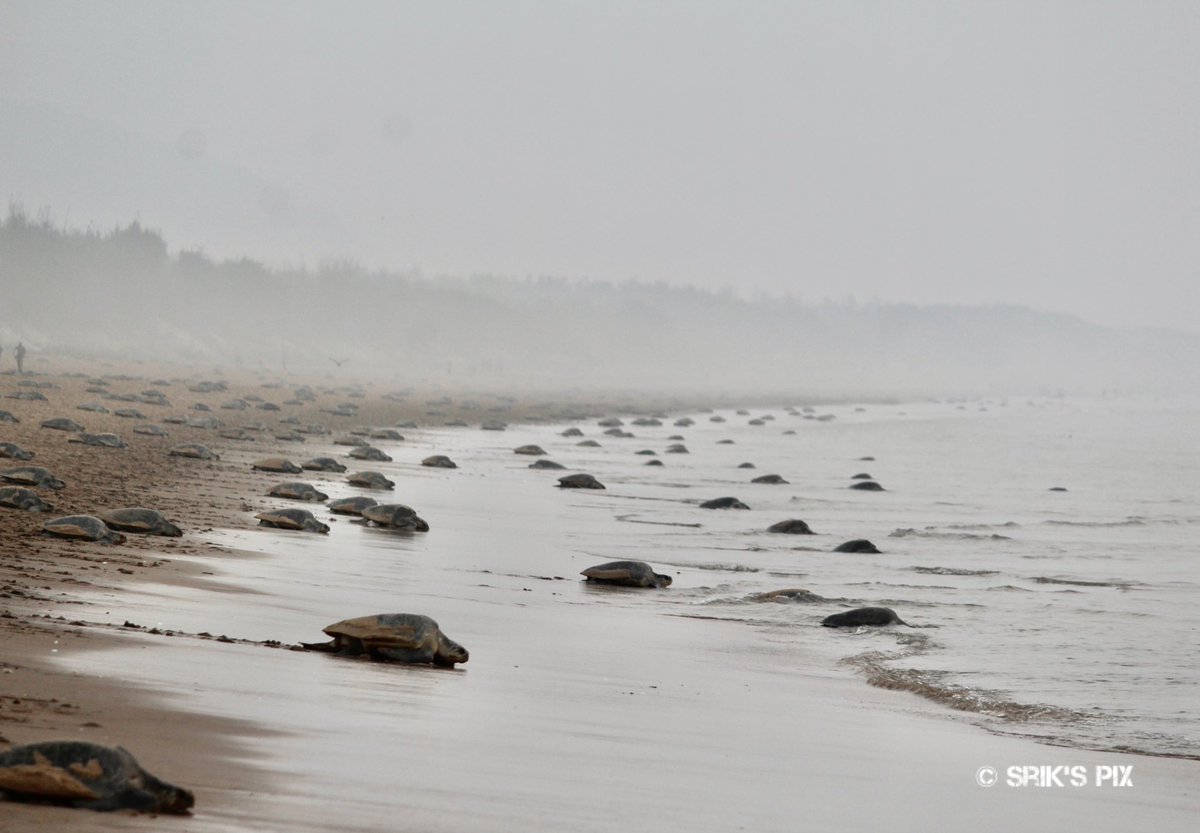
[2,1,1198,331]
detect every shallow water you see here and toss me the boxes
[56,396,1200,826]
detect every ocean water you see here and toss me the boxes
[55,396,1200,828]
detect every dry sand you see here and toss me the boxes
[0,358,1197,831]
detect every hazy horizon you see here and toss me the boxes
[3,1,1199,333]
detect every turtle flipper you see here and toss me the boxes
[372,646,435,664]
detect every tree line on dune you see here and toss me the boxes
[1,206,1195,397]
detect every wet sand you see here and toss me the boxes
[1,360,1197,831]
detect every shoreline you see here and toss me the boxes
[2,359,1197,829]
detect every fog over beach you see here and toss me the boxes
[1,2,1199,831]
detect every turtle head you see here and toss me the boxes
[162,521,184,537]
[654,573,673,588]
[435,635,469,666]
[141,774,196,815]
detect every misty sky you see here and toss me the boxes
[2,1,1198,332]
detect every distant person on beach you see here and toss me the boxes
[14,342,26,375]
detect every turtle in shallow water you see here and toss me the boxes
[43,515,126,545]
[0,466,66,490]
[576,439,601,448]
[347,471,395,490]
[833,539,880,553]
[767,519,814,534]
[528,458,565,470]
[849,480,885,491]
[40,417,85,432]
[361,503,429,531]
[268,482,330,502]
[0,740,194,814]
[255,507,330,533]
[302,613,468,667]
[99,508,183,537]
[68,433,128,449]
[749,588,824,604]
[557,473,605,489]
[348,445,391,462]
[644,459,664,467]
[302,457,347,473]
[0,442,34,461]
[169,444,219,461]
[513,444,546,456]
[253,457,303,474]
[326,496,379,516]
[821,606,909,627]
[421,455,457,469]
[700,496,749,510]
[581,560,672,588]
[0,486,54,512]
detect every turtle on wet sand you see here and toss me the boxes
[255,507,330,533]
[326,496,379,516]
[43,515,127,545]
[268,482,330,502]
[99,508,183,537]
[833,539,880,553]
[253,457,303,474]
[302,613,468,667]
[132,424,169,437]
[0,486,54,512]
[302,457,347,473]
[751,474,788,484]
[767,519,814,534]
[528,459,565,470]
[0,740,194,814]
[0,442,34,461]
[40,417,85,432]
[347,471,395,490]
[513,444,546,455]
[557,473,605,489]
[700,496,749,510]
[68,433,128,449]
[348,445,392,462]
[421,455,457,469]
[169,443,219,461]
[581,560,672,588]
[361,503,429,531]
[0,466,66,490]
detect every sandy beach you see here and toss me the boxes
[1,358,1197,832]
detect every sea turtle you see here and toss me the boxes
[40,417,85,432]
[603,428,632,437]
[7,391,47,401]
[348,445,392,462]
[749,588,824,603]
[597,417,622,428]
[43,515,126,545]
[576,440,601,448]
[361,503,429,531]
[833,539,880,553]
[302,457,347,473]
[821,607,909,628]
[0,410,19,423]
[767,519,814,534]
[751,474,788,484]
[0,466,66,490]
[112,407,145,419]
[369,428,404,441]
[274,431,306,443]
[0,740,194,814]
[169,444,219,460]
[268,482,330,502]
[665,444,689,454]
[674,417,694,427]
[480,421,507,431]
[560,427,584,437]
[326,496,379,516]
[99,508,183,537]
[220,399,249,410]
[700,497,749,509]
[132,423,169,437]
[77,402,109,413]
[302,613,468,667]
[851,472,873,480]
[631,417,662,427]
[557,473,605,489]
[581,560,672,588]
[644,459,664,466]
[0,486,54,512]
[849,480,885,491]
[513,444,546,455]
[347,471,395,490]
[635,449,657,456]
[68,433,128,448]
[421,455,457,469]
[333,435,369,447]
[737,462,756,469]
[184,415,222,429]
[0,442,34,461]
[255,508,330,533]
[253,458,303,474]
[528,459,565,470]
